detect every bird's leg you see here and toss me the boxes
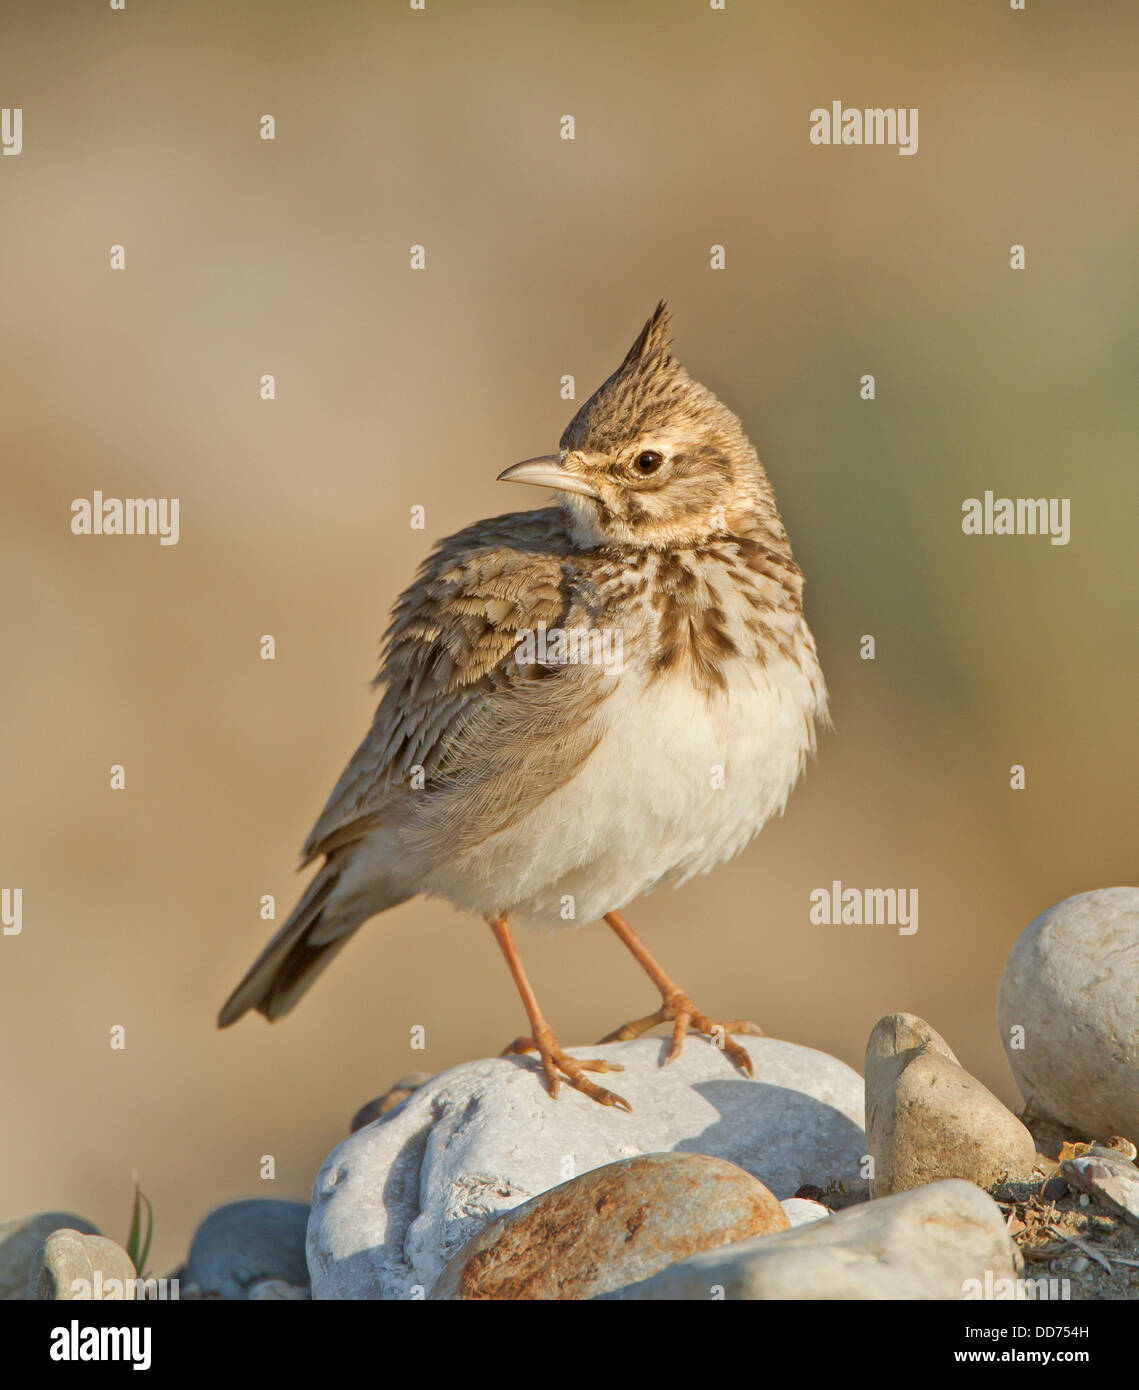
[488,914,631,1111]
[598,909,763,1076]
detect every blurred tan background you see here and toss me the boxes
[1,1,1136,1273]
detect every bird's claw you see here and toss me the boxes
[500,1031,631,1110]
[599,995,762,1077]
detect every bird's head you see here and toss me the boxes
[499,303,782,550]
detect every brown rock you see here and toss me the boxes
[433,1152,788,1300]
[350,1073,434,1131]
[603,1179,1018,1301]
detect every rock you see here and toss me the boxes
[27,1230,137,1300]
[1060,1136,1137,1162]
[0,1214,101,1300]
[184,1200,310,1299]
[998,888,1139,1140]
[865,1013,1039,1196]
[350,1073,434,1132]
[602,1179,1017,1299]
[781,1198,831,1228]
[432,1153,786,1300]
[308,1034,865,1299]
[1060,1153,1139,1228]
[248,1279,311,1299]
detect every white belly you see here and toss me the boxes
[420,647,824,929]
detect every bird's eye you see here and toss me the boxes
[633,450,664,475]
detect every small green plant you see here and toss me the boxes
[124,1174,154,1278]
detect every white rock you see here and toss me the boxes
[27,1230,137,1301]
[0,1214,101,1301]
[998,887,1139,1139]
[248,1279,311,1300]
[865,1013,1039,1196]
[780,1198,831,1228]
[1061,1153,1139,1228]
[307,1035,866,1300]
[601,1179,1017,1300]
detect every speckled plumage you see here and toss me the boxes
[220,305,829,1097]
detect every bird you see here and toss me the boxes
[218,303,829,1111]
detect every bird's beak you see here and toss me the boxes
[497,454,600,499]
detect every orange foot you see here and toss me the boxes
[599,991,763,1077]
[500,1026,631,1111]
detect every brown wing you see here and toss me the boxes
[300,508,614,867]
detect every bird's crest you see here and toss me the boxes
[561,302,693,454]
[617,300,673,373]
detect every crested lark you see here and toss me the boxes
[219,304,829,1110]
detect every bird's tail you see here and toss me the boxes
[217,856,409,1026]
